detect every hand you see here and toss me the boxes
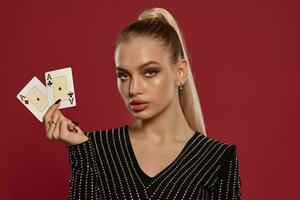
[43,99,89,147]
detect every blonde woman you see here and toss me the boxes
[44,7,242,199]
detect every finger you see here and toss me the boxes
[43,100,61,131]
[48,109,62,139]
[43,99,61,127]
[59,119,87,145]
[44,120,50,133]
[67,121,82,133]
[59,119,89,146]
[60,119,83,138]
[52,114,65,140]
[59,118,73,141]
[47,109,63,139]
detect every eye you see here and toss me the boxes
[117,73,128,81]
[145,69,159,77]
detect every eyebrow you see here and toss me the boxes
[116,61,160,73]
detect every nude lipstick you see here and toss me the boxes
[129,99,149,112]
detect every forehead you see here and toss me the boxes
[115,36,170,69]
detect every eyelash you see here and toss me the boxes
[117,69,159,81]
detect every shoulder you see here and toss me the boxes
[195,133,237,157]
[84,124,127,141]
[186,132,239,169]
[192,133,240,187]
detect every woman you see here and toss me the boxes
[43,7,242,200]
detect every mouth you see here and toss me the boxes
[129,103,149,112]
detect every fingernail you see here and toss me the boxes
[73,126,78,133]
[55,99,61,104]
[72,120,79,126]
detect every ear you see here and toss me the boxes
[176,59,189,86]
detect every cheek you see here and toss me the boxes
[151,74,175,101]
[117,81,128,99]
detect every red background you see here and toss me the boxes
[1,0,299,199]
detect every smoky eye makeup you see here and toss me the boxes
[116,66,161,80]
[144,67,160,76]
[116,72,128,80]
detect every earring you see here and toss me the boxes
[179,82,183,91]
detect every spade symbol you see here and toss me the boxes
[58,86,62,91]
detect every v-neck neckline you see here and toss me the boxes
[124,124,199,183]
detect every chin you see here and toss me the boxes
[130,111,150,119]
[128,107,152,118]
[130,107,165,121]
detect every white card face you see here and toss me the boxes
[45,67,76,109]
[16,77,50,122]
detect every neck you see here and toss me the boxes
[129,96,194,142]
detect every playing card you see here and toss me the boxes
[45,67,76,109]
[16,76,50,122]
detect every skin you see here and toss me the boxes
[115,36,195,177]
[43,102,88,146]
[43,36,195,177]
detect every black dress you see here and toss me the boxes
[67,124,242,199]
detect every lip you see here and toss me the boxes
[130,102,149,112]
[130,99,149,105]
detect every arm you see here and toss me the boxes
[211,145,242,200]
[67,133,101,200]
[42,101,101,198]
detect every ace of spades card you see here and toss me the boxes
[45,67,76,109]
[16,77,50,122]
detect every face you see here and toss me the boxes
[114,36,182,120]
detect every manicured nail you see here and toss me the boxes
[73,126,78,133]
[72,120,79,126]
[55,99,61,104]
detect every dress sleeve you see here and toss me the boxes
[66,132,101,200]
[211,145,242,200]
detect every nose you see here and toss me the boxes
[129,76,142,96]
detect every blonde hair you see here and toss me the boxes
[115,8,207,136]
